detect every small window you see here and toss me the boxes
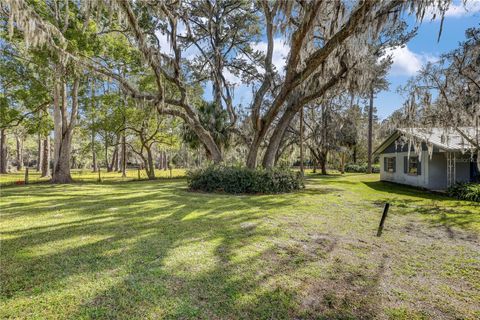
[408,157,418,175]
[384,157,395,173]
[386,158,395,172]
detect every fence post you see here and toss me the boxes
[98,168,101,182]
[137,168,141,180]
[376,203,390,237]
[25,167,29,185]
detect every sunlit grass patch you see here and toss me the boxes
[0,173,478,319]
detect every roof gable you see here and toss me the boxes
[374,127,477,155]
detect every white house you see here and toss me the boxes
[374,127,479,190]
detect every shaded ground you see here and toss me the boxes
[0,173,479,319]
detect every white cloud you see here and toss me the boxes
[424,1,480,20]
[444,1,480,17]
[384,45,437,76]
[154,30,173,56]
[252,38,289,72]
[154,22,187,57]
[223,69,241,85]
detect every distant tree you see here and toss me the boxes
[305,98,339,175]
[0,39,51,173]
[343,102,364,164]
[401,27,480,169]
[2,0,449,170]
[126,101,179,180]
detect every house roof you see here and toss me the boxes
[374,127,478,155]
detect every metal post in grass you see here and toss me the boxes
[137,168,141,180]
[376,203,390,237]
[98,168,102,183]
[25,167,29,185]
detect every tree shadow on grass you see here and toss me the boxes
[362,181,479,237]
[69,223,388,319]
[297,187,344,196]
[306,174,361,185]
[362,181,446,200]
[1,180,388,319]
[0,180,296,220]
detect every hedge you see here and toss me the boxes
[344,163,380,173]
[187,166,304,194]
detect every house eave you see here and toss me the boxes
[373,130,401,156]
[375,128,476,155]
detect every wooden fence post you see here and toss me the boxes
[137,168,141,180]
[98,168,101,182]
[25,167,29,185]
[376,203,390,237]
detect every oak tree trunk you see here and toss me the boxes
[109,146,118,172]
[115,146,120,172]
[91,129,97,172]
[299,107,304,176]
[146,147,155,180]
[51,76,79,184]
[319,152,328,175]
[16,135,23,171]
[367,87,374,174]
[192,122,222,164]
[340,152,346,174]
[121,133,127,177]
[52,131,73,183]
[37,134,42,172]
[0,129,7,174]
[41,137,51,177]
[104,139,109,172]
[263,107,297,169]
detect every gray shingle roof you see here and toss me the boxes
[374,127,478,155]
[398,127,477,151]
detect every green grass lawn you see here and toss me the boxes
[1,173,479,319]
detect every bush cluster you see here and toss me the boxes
[187,166,304,194]
[447,183,480,202]
[344,163,380,173]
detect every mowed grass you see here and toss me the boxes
[0,173,479,319]
[0,168,186,186]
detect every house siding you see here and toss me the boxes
[428,152,447,190]
[455,154,473,184]
[380,149,472,190]
[380,151,429,188]
[376,129,476,190]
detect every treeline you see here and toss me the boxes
[1,1,469,183]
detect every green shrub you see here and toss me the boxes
[187,166,304,194]
[344,163,380,173]
[447,183,480,202]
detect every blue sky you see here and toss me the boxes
[376,1,480,119]
[201,1,480,120]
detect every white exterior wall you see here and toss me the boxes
[380,151,429,188]
[428,152,447,190]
